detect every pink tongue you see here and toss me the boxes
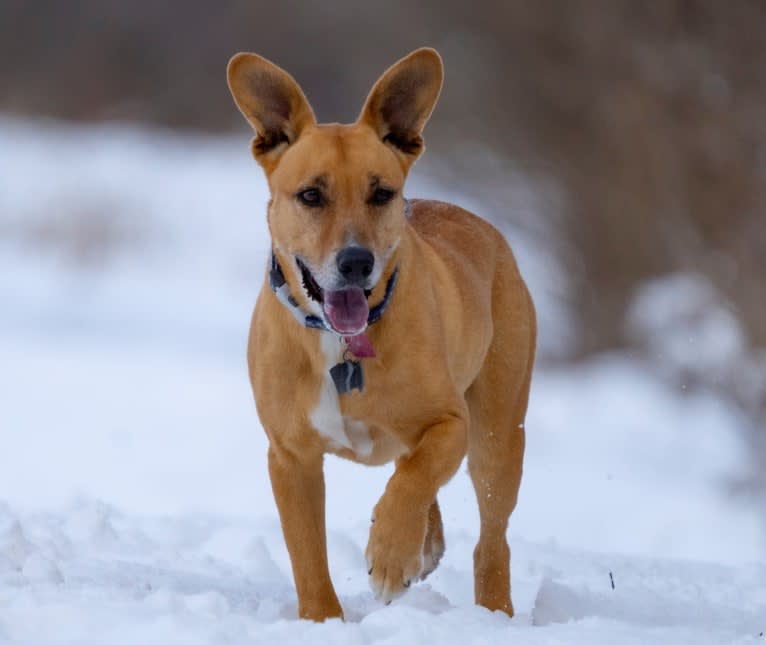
[323,287,369,335]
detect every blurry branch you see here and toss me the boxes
[3,0,763,349]
[1,1,764,418]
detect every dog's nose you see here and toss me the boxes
[336,247,374,285]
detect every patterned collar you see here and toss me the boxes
[268,253,399,333]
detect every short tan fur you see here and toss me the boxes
[227,48,536,621]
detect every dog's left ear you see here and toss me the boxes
[358,48,443,170]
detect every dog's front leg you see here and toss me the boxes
[268,444,343,621]
[366,413,467,602]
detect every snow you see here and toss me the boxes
[1,117,764,643]
[626,272,746,375]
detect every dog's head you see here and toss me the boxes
[227,49,442,335]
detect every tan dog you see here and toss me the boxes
[227,48,536,622]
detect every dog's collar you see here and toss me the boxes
[268,253,399,334]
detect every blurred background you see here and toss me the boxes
[0,0,763,559]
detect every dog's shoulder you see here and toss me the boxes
[408,199,503,240]
[406,199,518,275]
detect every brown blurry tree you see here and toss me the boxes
[2,0,764,505]
[1,0,764,360]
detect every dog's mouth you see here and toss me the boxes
[297,257,373,303]
[296,257,373,335]
[297,257,325,304]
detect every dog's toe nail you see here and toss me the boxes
[403,579,411,588]
[385,599,392,606]
[368,567,373,575]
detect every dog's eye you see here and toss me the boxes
[297,188,324,207]
[370,187,395,206]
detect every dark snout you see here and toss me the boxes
[336,247,374,286]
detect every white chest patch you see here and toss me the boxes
[343,418,374,458]
[309,334,372,457]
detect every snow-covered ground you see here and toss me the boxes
[1,117,764,644]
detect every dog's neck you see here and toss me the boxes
[268,252,400,395]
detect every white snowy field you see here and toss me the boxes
[1,117,764,644]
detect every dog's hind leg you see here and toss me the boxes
[466,272,535,617]
[420,499,445,580]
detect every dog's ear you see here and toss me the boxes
[227,53,316,172]
[358,48,443,170]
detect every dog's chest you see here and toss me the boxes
[309,334,404,464]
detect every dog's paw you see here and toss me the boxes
[366,539,424,603]
[365,505,427,603]
[298,598,344,623]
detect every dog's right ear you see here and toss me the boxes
[227,53,316,172]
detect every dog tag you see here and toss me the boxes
[330,359,364,394]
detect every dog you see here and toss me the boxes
[227,47,536,622]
